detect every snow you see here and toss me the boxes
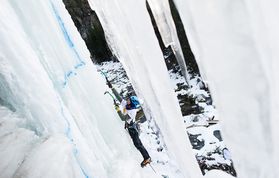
[204,170,234,178]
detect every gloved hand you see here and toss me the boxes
[124,122,128,129]
[115,104,120,112]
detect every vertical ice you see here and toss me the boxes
[147,0,190,84]
[172,0,279,177]
[0,0,161,177]
[88,0,203,177]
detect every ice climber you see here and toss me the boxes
[106,80,151,167]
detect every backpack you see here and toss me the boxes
[128,96,140,109]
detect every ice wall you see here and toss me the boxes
[243,1,279,168]
[88,0,203,177]
[0,0,156,177]
[172,0,279,177]
[147,0,190,83]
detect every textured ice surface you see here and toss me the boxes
[89,0,203,177]
[0,0,166,177]
[174,0,279,177]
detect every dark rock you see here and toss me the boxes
[188,133,205,150]
[157,147,163,152]
[168,0,200,76]
[213,130,223,142]
[63,0,114,63]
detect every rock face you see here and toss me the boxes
[63,0,113,63]
[168,0,200,75]
[146,0,201,76]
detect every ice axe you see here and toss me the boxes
[98,69,110,83]
[104,91,117,105]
